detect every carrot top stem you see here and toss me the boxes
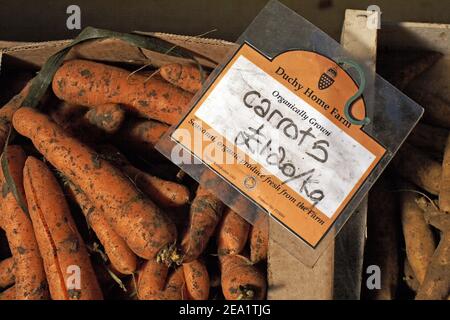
[156,243,183,267]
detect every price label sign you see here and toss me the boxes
[171,43,386,247]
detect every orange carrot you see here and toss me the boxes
[137,260,168,300]
[183,259,209,300]
[23,156,103,300]
[115,118,169,154]
[13,107,177,260]
[83,103,125,134]
[250,214,269,264]
[66,182,137,275]
[220,254,266,300]
[0,257,15,288]
[138,261,186,300]
[97,145,190,208]
[159,63,203,94]
[52,59,193,125]
[217,207,250,255]
[181,186,224,263]
[124,165,190,208]
[0,82,31,150]
[0,286,16,300]
[0,145,48,300]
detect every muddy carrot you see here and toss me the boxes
[217,207,250,255]
[183,259,209,300]
[159,63,203,93]
[439,135,450,212]
[138,261,186,300]
[404,259,419,293]
[66,182,137,275]
[392,143,442,195]
[407,88,450,129]
[124,165,190,208]
[13,107,177,260]
[401,192,436,284]
[0,258,15,288]
[115,118,169,154]
[97,145,190,208]
[250,214,269,264]
[52,59,193,125]
[181,186,224,263]
[416,214,450,300]
[220,254,266,300]
[0,145,48,300]
[0,82,31,150]
[23,156,103,300]
[83,103,125,134]
[0,286,16,300]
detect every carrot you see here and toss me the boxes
[0,286,16,300]
[138,261,186,300]
[83,103,125,134]
[0,145,48,300]
[181,186,224,263]
[0,82,31,150]
[217,207,250,255]
[439,135,450,212]
[392,143,442,195]
[0,257,15,288]
[115,118,169,154]
[404,259,419,293]
[124,165,190,208]
[159,63,203,94]
[52,59,193,125]
[250,214,269,264]
[137,259,168,300]
[401,192,436,284]
[66,182,137,275]
[183,259,209,300]
[23,156,103,300]
[408,122,448,155]
[13,107,177,260]
[407,88,450,129]
[97,145,190,208]
[416,214,450,300]
[220,254,266,300]
[362,176,399,300]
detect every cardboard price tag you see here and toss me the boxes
[171,43,385,246]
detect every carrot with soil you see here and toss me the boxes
[217,207,250,255]
[400,191,436,284]
[0,145,48,300]
[0,286,16,300]
[23,156,103,300]
[250,214,269,264]
[66,182,137,275]
[183,259,209,300]
[180,186,224,263]
[13,107,177,260]
[220,254,266,300]
[159,63,204,93]
[138,260,186,300]
[0,257,15,288]
[52,59,193,125]
[392,143,442,195]
[83,103,125,134]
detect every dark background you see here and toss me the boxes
[0,0,448,42]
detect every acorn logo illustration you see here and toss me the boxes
[243,176,257,190]
[318,67,337,90]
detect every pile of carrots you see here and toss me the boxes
[362,50,450,300]
[0,59,268,300]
